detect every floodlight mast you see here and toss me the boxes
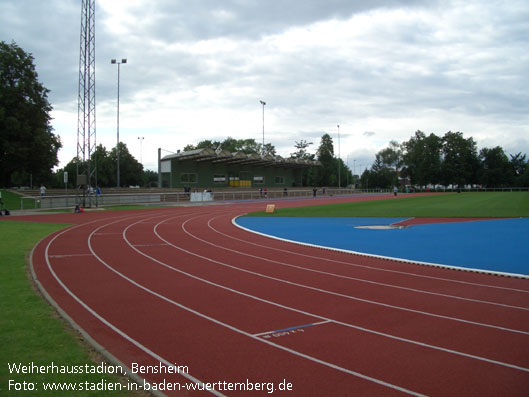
[77,0,96,207]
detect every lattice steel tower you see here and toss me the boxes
[77,0,96,206]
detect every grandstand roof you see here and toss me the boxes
[161,148,320,168]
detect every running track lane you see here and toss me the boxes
[28,196,529,396]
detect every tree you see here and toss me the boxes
[143,170,159,187]
[369,153,395,188]
[402,131,442,186]
[185,137,276,156]
[314,133,335,186]
[441,131,479,187]
[510,153,527,186]
[290,140,315,186]
[366,142,402,188]
[92,144,115,187]
[261,142,276,156]
[0,41,61,187]
[108,142,143,187]
[290,140,314,160]
[479,146,513,187]
[56,143,144,188]
[520,162,529,187]
[378,140,403,178]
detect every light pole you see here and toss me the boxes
[138,136,144,164]
[111,58,127,187]
[337,124,341,188]
[346,155,349,187]
[260,100,266,156]
[353,159,356,189]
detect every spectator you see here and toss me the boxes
[40,184,46,196]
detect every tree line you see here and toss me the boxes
[360,131,529,189]
[55,143,158,189]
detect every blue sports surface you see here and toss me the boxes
[235,217,529,277]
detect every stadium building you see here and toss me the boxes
[159,148,320,188]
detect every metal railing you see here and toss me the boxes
[19,188,391,210]
[20,187,528,211]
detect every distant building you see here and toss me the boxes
[159,148,320,188]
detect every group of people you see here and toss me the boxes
[258,187,268,198]
[311,187,326,197]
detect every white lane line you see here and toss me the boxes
[45,213,223,396]
[229,214,529,292]
[118,218,426,396]
[173,215,529,335]
[133,215,529,373]
[186,215,529,311]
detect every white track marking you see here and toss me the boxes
[121,214,529,373]
[168,215,529,336]
[44,214,224,396]
[178,215,529,311]
[230,214,529,291]
[84,215,427,396]
[37,208,529,397]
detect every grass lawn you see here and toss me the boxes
[248,192,529,218]
[0,221,138,395]
[1,189,38,211]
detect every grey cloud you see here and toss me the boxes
[116,0,429,42]
[2,0,528,170]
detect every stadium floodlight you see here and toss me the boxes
[260,100,266,156]
[111,58,127,187]
[138,136,144,164]
[337,124,341,188]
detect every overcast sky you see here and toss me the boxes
[1,0,528,173]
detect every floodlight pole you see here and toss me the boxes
[111,58,127,187]
[337,124,341,188]
[353,159,356,188]
[138,136,144,164]
[260,100,266,156]
[346,155,349,187]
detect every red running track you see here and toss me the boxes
[27,195,529,396]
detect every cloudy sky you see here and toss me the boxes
[1,0,528,173]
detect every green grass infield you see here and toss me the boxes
[0,221,139,395]
[248,192,529,218]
